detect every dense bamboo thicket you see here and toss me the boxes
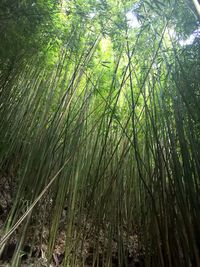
[0,0,200,266]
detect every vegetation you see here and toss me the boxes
[0,0,200,266]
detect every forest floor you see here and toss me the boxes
[0,174,143,267]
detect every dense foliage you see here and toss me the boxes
[0,0,200,266]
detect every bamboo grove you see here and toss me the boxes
[0,0,200,266]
